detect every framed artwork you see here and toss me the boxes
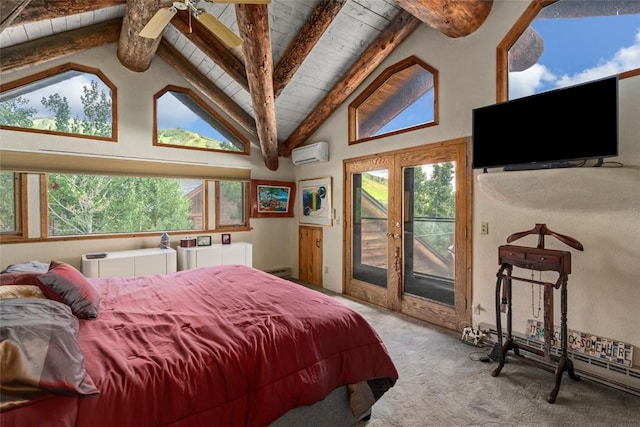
[221,233,231,245]
[299,177,332,226]
[251,179,296,218]
[197,235,212,246]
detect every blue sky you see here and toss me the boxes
[510,14,640,98]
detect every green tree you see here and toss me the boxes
[0,172,17,232]
[48,174,192,236]
[79,80,111,137]
[0,97,36,127]
[41,93,72,133]
[418,163,455,218]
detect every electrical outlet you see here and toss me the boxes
[480,222,489,235]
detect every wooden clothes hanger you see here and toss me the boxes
[506,223,584,251]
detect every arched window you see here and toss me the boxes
[349,55,438,144]
[154,85,249,154]
[499,0,640,101]
[0,63,116,141]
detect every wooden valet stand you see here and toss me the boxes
[491,224,584,403]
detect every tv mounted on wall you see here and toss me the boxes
[472,76,618,171]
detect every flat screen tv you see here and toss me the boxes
[472,76,618,171]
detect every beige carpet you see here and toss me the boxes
[298,283,640,427]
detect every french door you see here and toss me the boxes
[344,139,471,330]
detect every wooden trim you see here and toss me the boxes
[496,1,549,102]
[214,181,251,231]
[39,174,48,238]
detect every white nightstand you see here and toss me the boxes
[177,242,252,270]
[82,247,177,278]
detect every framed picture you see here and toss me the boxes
[251,179,296,218]
[221,233,231,245]
[299,177,332,226]
[197,235,212,246]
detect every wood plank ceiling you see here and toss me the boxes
[1,0,494,170]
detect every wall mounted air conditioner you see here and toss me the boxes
[291,141,329,165]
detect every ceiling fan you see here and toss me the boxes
[140,0,271,48]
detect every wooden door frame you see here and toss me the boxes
[343,137,472,331]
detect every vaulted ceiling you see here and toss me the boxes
[1,0,494,170]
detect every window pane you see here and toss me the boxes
[47,174,202,236]
[0,172,17,233]
[155,87,248,153]
[218,181,247,227]
[509,2,640,99]
[350,56,437,143]
[0,66,114,138]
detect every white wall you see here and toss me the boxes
[297,0,640,366]
[0,44,300,273]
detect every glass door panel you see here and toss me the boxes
[352,170,389,288]
[402,162,456,306]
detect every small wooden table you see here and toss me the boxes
[490,224,583,403]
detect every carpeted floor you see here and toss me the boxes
[295,281,640,427]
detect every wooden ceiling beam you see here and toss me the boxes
[272,0,346,99]
[10,0,124,25]
[1,0,32,33]
[236,3,279,171]
[117,0,162,72]
[172,13,249,92]
[157,40,257,139]
[396,0,493,38]
[282,10,421,155]
[0,18,121,75]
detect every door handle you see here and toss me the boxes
[386,233,400,239]
[315,239,321,248]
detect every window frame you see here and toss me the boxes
[0,62,118,142]
[214,180,251,232]
[1,172,251,243]
[153,84,250,155]
[348,55,438,144]
[0,172,27,240]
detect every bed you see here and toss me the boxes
[0,262,398,426]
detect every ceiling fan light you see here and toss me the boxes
[196,11,243,48]
[173,1,189,10]
[140,7,178,39]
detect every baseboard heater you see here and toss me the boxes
[265,267,292,278]
[479,322,640,397]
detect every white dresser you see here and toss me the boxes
[177,242,252,271]
[82,247,177,278]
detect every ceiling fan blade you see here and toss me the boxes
[140,7,178,39]
[196,11,243,48]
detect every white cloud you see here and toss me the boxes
[557,29,640,87]
[510,28,640,98]
[508,63,556,99]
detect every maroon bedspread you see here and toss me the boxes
[1,265,397,426]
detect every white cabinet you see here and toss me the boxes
[177,243,252,270]
[82,248,177,278]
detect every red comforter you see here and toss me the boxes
[1,265,398,426]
